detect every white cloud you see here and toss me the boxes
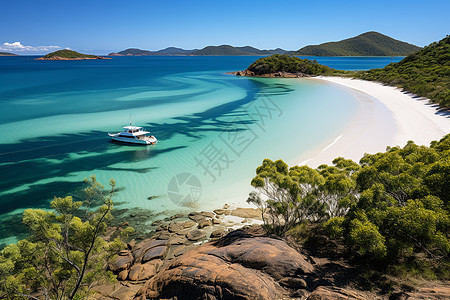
[0,41,61,52]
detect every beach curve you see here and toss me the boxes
[294,77,450,167]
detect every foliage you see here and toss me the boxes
[246,54,333,76]
[41,49,99,59]
[294,31,421,56]
[357,35,450,107]
[0,176,132,300]
[247,157,359,234]
[252,134,450,277]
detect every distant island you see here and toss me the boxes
[109,45,289,56]
[109,32,420,57]
[232,54,333,77]
[109,47,197,56]
[37,49,110,60]
[293,31,421,56]
[0,51,18,56]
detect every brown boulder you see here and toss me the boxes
[132,239,167,261]
[168,234,188,245]
[307,286,367,300]
[128,260,162,281]
[142,245,167,263]
[187,229,206,241]
[109,255,133,272]
[230,207,261,219]
[210,228,226,239]
[197,218,212,229]
[168,220,195,233]
[117,269,128,281]
[213,209,231,215]
[144,230,314,299]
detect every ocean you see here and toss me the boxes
[0,55,403,245]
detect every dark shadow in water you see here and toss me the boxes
[0,77,294,241]
[0,145,186,213]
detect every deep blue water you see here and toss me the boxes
[0,55,401,246]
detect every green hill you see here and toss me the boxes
[294,32,421,56]
[0,51,18,56]
[191,45,289,56]
[38,49,104,60]
[241,54,332,76]
[357,35,450,107]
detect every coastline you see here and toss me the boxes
[293,77,450,167]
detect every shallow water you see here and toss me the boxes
[0,55,401,245]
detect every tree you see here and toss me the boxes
[0,176,132,300]
[248,158,359,234]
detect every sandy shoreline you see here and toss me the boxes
[294,77,450,167]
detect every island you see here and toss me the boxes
[0,51,18,56]
[232,54,333,77]
[37,49,110,60]
[293,31,421,56]
[109,45,290,56]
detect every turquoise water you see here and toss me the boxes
[0,56,399,245]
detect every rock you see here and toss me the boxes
[127,239,136,250]
[230,207,261,219]
[223,204,230,209]
[128,260,161,281]
[168,220,195,233]
[151,220,164,227]
[199,211,215,218]
[95,281,141,300]
[279,277,307,289]
[188,212,205,222]
[213,209,231,215]
[307,286,367,300]
[109,255,133,272]
[406,284,450,300]
[170,213,184,220]
[142,245,167,263]
[197,218,212,229]
[157,231,171,240]
[241,218,248,223]
[168,235,188,245]
[213,218,222,225]
[132,239,168,261]
[119,250,130,256]
[210,228,226,239]
[117,269,128,281]
[144,230,313,299]
[187,229,206,241]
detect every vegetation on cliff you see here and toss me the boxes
[294,31,421,56]
[356,35,450,107]
[0,176,132,299]
[249,134,450,278]
[244,54,332,76]
[39,49,102,60]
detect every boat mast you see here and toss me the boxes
[129,114,133,127]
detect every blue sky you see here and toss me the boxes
[1,0,449,54]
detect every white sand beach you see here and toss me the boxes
[295,77,450,167]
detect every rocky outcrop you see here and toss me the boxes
[143,230,315,299]
[307,286,367,300]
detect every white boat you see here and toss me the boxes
[108,125,157,145]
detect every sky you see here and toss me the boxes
[1,0,449,55]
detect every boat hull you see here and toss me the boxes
[110,136,157,145]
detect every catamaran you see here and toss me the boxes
[108,119,157,145]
